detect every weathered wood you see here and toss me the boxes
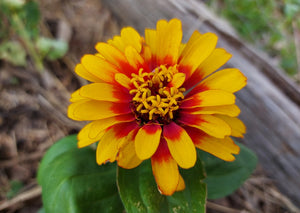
[102,0,300,206]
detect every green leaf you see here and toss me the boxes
[6,180,23,199]
[37,135,124,213]
[0,0,25,11]
[36,37,68,60]
[117,158,206,213]
[0,41,27,66]
[19,0,40,39]
[285,3,300,20]
[200,141,257,199]
[37,207,46,213]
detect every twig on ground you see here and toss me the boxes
[207,201,250,213]
[269,188,300,213]
[0,186,41,211]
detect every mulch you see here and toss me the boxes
[0,0,298,212]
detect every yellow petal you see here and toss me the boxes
[179,113,231,138]
[75,64,104,83]
[176,174,186,191]
[156,19,182,65]
[96,122,139,165]
[120,27,143,52]
[77,122,103,148]
[81,54,118,83]
[196,48,232,79]
[68,100,131,121]
[169,73,186,88]
[145,29,157,59]
[215,115,246,138]
[185,126,240,161]
[95,42,136,76]
[181,90,236,108]
[117,129,143,169]
[184,105,241,117]
[140,45,152,67]
[178,43,186,56]
[70,89,87,103]
[179,32,218,78]
[96,128,120,165]
[183,48,232,90]
[115,73,132,90]
[95,42,126,64]
[79,83,130,103]
[107,36,125,53]
[135,124,162,160]
[88,114,135,139]
[108,27,142,53]
[151,139,179,196]
[124,46,146,70]
[199,68,247,93]
[163,122,196,169]
[196,136,240,161]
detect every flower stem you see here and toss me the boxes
[11,12,44,72]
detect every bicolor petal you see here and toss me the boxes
[108,27,142,53]
[115,73,132,90]
[88,114,136,139]
[185,126,240,161]
[77,115,135,148]
[163,122,196,169]
[182,105,241,117]
[156,19,182,66]
[176,174,186,191]
[117,129,143,169]
[77,122,103,148]
[215,115,246,138]
[184,48,232,90]
[79,83,131,103]
[181,90,236,108]
[168,73,186,88]
[179,113,231,138]
[188,68,247,97]
[81,54,119,83]
[135,124,162,160]
[70,89,87,103]
[96,122,139,165]
[68,100,131,121]
[144,29,157,68]
[151,139,180,195]
[95,42,137,75]
[179,32,218,78]
[124,46,149,72]
[74,64,104,83]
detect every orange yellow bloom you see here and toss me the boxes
[68,19,246,195]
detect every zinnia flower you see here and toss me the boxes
[68,19,246,195]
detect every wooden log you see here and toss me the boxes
[102,0,300,205]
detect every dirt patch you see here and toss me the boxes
[0,0,298,212]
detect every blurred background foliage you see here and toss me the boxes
[206,0,300,77]
[0,0,299,77]
[0,0,68,71]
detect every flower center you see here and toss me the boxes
[129,65,185,125]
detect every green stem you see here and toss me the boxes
[11,12,44,71]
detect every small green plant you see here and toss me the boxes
[0,0,68,71]
[6,180,23,199]
[207,0,300,76]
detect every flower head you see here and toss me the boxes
[68,19,246,195]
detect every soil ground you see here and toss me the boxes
[0,0,298,212]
